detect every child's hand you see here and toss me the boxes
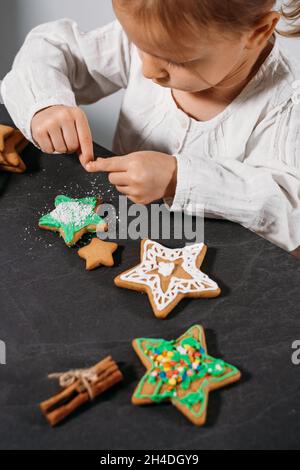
[31,105,94,167]
[86,151,177,204]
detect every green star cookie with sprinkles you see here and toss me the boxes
[39,195,108,246]
[132,325,241,426]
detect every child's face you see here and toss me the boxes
[114,6,250,93]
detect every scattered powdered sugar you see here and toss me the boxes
[50,201,93,225]
[19,165,117,248]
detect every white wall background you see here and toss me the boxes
[0,0,122,150]
[0,0,299,150]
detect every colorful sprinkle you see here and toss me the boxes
[144,336,231,403]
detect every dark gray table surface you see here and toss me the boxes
[0,105,300,450]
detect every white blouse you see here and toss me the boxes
[1,19,300,252]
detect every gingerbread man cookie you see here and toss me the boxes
[132,325,241,426]
[0,125,15,152]
[114,240,221,319]
[78,238,118,270]
[39,195,108,246]
[0,126,28,173]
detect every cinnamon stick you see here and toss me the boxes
[40,356,123,427]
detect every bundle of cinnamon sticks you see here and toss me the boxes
[40,356,123,427]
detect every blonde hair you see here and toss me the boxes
[280,0,300,36]
[114,0,300,40]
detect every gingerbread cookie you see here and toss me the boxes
[132,325,241,426]
[0,125,15,152]
[0,162,26,174]
[78,238,118,270]
[39,195,108,246]
[114,240,221,319]
[0,126,28,173]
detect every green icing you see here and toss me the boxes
[180,390,205,407]
[39,195,105,244]
[134,326,240,418]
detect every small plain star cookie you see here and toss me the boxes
[78,238,118,270]
[114,240,221,319]
[132,325,241,426]
[39,195,108,246]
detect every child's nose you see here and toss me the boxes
[142,54,169,81]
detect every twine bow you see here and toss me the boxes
[48,367,99,400]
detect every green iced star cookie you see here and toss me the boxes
[132,325,241,426]
[39,195,107,246]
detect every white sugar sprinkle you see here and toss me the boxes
[50,202,93,225]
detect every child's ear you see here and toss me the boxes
[246,11,281,49]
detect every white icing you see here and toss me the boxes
[177,346,187,355]
[120,240,219,312]
[157,261,175,277]
[50,202,93,226]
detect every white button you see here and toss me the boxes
[175,141,181,150]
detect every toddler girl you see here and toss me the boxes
[2,0,300,255]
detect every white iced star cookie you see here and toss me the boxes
[114,240,221,319]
